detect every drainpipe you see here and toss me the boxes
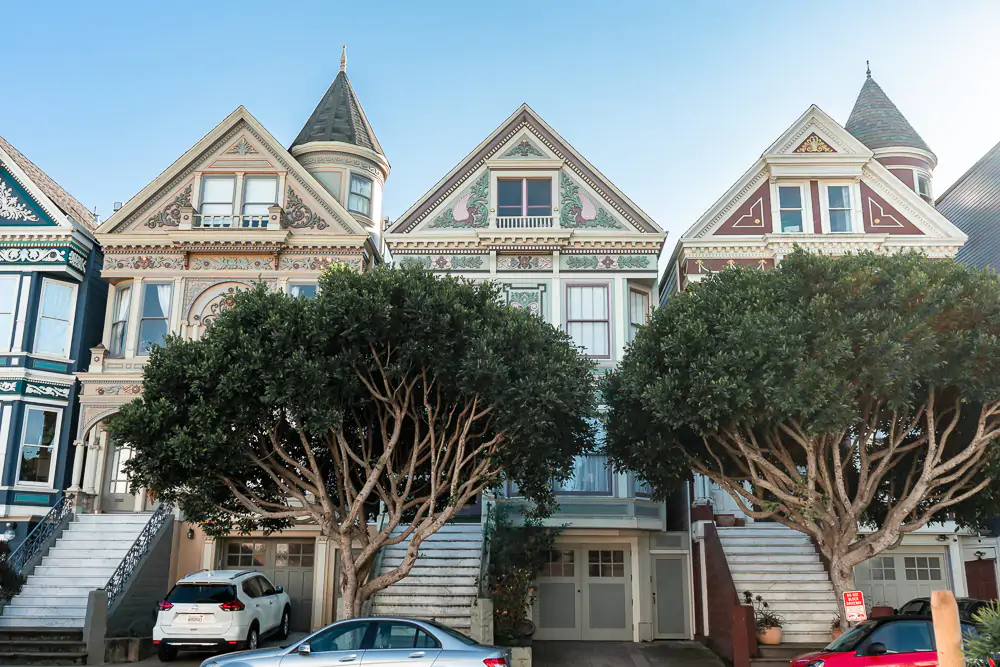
[692,519,711,636]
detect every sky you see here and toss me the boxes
[4,1,1000,256]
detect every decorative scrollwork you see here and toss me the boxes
[145,185,192,229]
[105,503,172,610]
[284,187,329,229]
[8,493,72,575]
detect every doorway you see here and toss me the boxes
[101,444,137,512]
[652,555,690,638]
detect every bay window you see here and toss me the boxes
[34,279,75,358]
[827,185,853,232]
[109,285,132,358]
[138,282,172,355]
[242,176,278,215]
[555,455,613,495]
[628,289,650,342]
[348,174,373,216]
[0,275,18,351]
[18,407,58,486]
[778,185,805,233]
[497,178,552,218]
[566,284,610,358]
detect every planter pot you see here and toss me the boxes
[715,514,737,527]
[831,628,843,640]
[758,627,782,645]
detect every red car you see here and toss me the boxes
[790,616,978,667]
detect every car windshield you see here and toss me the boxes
[424,620,480,645]
[824,621,875,652]
[166,583,237,604]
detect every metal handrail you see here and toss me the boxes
[8,492,72,575]
[104,503,172,610]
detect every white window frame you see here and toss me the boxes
[108,283,133,358]
[773,182,810,234]
[0,274,20,352]
[33,278,77,360]
[241,175,279,215]
[916,171,933,200]
[348,173,373,216]
[489,169,559,223]
[627,286,651,343]
[821,182,861,234]
[496,177,554,217]
[136,281,174,357]
[287,282,319,299]
[565,282,612,359]
[199,174,237,215]
[16,405,61,488]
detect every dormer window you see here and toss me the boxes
[349,174,372,216]
[498,178,552,218]
[778,185,805,233]
[200,175,236,219]
[242,176,278,215]
[827,185,852,233]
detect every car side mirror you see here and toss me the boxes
[867,642,887,656]
[275,586,284,594]
[298,644,311,656]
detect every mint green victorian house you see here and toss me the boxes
[384,105,691,643]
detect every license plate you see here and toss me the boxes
[186,615,204,624]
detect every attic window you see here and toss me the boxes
[778,185,805,233]
[497,178,552,218]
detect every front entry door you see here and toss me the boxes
[534,544,632,641]
[101,444,136,512]
[653,555,690,638]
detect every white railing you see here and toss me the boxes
[494,215,555,229]
[194,214,271,229]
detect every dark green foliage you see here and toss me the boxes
[965,601,1000,665]
[0,541,24,601]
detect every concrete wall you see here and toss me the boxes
[168,520,208,584]
[107,518,174,636]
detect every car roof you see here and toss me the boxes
[177,569,257,583]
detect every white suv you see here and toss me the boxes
[154,570,292,661]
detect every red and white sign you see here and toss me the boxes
[843,591,867,622]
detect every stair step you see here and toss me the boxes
[32,566,115,577]
[0,651,87,665]
[0,618,85,629]
[371,604,471,617]
[388,575,478,586]
[2,607,87,618]
[765,603,840,614]
[25,576,108,588]
[781,632,836,644]
[724,546,816,555]
[377,585,479,596]
[58,530,141,539]
[0,629,83,642]
[0,639,87,653]
[752,590,836,601]
[382,558,480,568]
[732,581,834,593]
[374,594,476,606]
[381,549,482,558]
[41,557,123,568]
[727,553,820,563]
[50,541,132,553]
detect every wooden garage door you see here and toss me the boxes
[221,539,315,632]
[855,551,949,609]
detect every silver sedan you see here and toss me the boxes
[200,617,512,667]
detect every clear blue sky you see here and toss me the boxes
[4,1,1000,249]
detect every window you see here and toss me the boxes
[348,174,373,216]
[372,622,440,649]
[868,556,896,581]
[18,407,58,485]
[225,541,266,567]
[109,285,131,358]
[242,577,265,598]
[827,185,852,233]
[634,477,654,497]
[276,542,314,567]
[628,289,650,342]
[0,276,17,351]
[138,282,172,355]
[200,175,236,217]
[917,174,932,200]
[898,600,928,616]
[497,178,552,218]
[904,556,942,581]
[309,621,372,653]
[34,280,75,358]
[242,176,278,215]
[256,576,276,596]
[555,455,613,494]
[541,550,575,577]
[866,620,934,653]
[289,283,318,299]
[566,284,610,357]
[107,445,133,494]
[778,185,805,233]
[588,549,625,578]
[166,584,237,604]
[315,172,342,199]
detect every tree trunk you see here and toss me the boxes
[829,555,853,631]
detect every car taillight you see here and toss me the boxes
[157,600,173,611]
[220,599,246,612]
[484,659,508,667]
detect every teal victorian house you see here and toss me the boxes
[0,136,106,522]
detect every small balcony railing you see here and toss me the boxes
[194,214,272,229]
[494,215,555,229]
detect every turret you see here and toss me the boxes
[846,64,936,203]
[290,46,390,234]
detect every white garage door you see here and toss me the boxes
[854,550,950,609]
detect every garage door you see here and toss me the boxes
[221,539,315,632]
[533,544,632,641]
[854,550,950,609]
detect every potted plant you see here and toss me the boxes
[831,615,843,639]
[744,591,784,645]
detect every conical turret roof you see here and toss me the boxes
[291,63,384,157]
[846,72,933,157]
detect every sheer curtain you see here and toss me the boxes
[556,455,611,494]
[154,284,170,317]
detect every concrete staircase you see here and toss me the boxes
[0,628,88,665]
[0,513,150,629]
[718,522,838,644]
[370,523,483,633]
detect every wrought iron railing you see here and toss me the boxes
[8,492,72,575]
[104,503,172,610]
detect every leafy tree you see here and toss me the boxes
[110,266,595,617]
[604,250,1000,623]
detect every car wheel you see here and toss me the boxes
[157,645,177,662]
[278,608,290,640]
[247,624,259,651]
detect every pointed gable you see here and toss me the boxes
[0,135,94,231]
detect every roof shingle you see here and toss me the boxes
[845,75,933,157]
[291,71,384,157]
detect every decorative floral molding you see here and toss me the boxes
[428,173,489,229]
[497,255,553,270]
[104,254,184,270]
[145,184,192,228]
[504,283,546,319]
[560,173,622,229]
[0,381,17,392]
[278,255,362,271]
[794,133,836,153]
[503,138,545,158]
[399,255,486,270]
[0,247,66,264]
[297,154,383,180]
[96,385,142,396]
[189,256,273,271]
[285,187,329,229]
[25,383,71,399]
[68,251,86,272]
[0,181,40,222]
[562,254,653,270]
[182,278,274,317]
[224,137,258,155]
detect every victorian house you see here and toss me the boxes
[0,136,106,535]
[381,104,688,643]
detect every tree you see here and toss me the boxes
[604,250,1000,623]
[110,266,595,617]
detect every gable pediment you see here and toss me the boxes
[0,166,55,227]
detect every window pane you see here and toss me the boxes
[289,284,318,299]
[243,176,277,204]
[778,186,801,209]
[200,203,234,216]
[780,210,803,233]
[568,322,609,356]
[41,282,73,320]
[567,286,608,319]
[35,317,70,356]
[350,174,372,198]
[497,180,522,209]
[828,186,850,209]
[868,620,933,653]
[114,287,132,321]
[0,276,18,313]
[315,172,341,199]
[830,210,852,233]
[348,193,371,216]
[142,283,172,319]
[555,455,611,493]
[23,409,56,447]
[374,622,421,649]
[138,320,168,354]
[310,622,372,653]
[526,180,552,207]
[202,176,235,203]
[19,423,54,483]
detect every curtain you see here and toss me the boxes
[556,455,611,494]
[154,283,171,318]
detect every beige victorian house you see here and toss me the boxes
[72,59,387,632]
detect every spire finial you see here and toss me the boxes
[340,45,347,73]
[866,60,871,78]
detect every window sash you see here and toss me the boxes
[242,176,278,215]
[497,179,552,217]
[201,175,236,210]
[34,280,75,357]
[109,286,131,358]
[827,186,852,233]
[566,285,610,357]
[0,276,18,351]
[628,289,649,342]
[138,283,173,355]
[289,283,318,299]
[19,407,58,486]
[348,174,373,216]
[778,186,804,233]
[555,455,613,495]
